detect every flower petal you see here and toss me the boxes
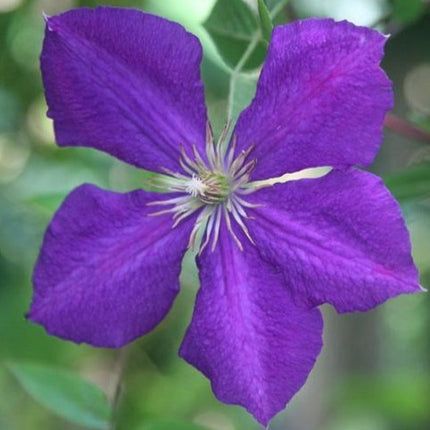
[180,222,323,425]
[41,7,207,173]
[247,169,421,313]
[28,185,194,347]
[233,18,393,180]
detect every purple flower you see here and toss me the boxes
[29,6,421,425]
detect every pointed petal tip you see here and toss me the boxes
[29,185,193,349]
[40,7,207,173]
[246,170,421,314]
[181,223,324,426]
[27,303,132,348]
[234,18,393,179]
[42,13,59,32]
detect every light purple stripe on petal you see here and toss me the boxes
[180,221,323,425]
[29,185,195,347]
[41,7,207,174]
[247,169,421,313]
[233,18,393,180]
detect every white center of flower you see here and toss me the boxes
[186,174,207,198]
[147,122,258,252]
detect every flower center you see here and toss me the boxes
[187,171,230,204]
[147,122,258,252]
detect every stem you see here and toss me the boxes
[269,0,289,20]
[385,112,430,144]
[109,348,129,430]
[226,0,291,122]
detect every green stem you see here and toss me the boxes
[269,0,289,20]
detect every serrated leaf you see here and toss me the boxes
[258,0,273,43]
[384,161,430,202]
[8,362,112,429]
[204,0,266,70]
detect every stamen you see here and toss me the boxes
[146,196,188,207]
[205,122,215,164]
[233,160,256,184]
[192,144,206,168]
[230,199,255,245]
[160,167,188,179]
[180,145,200,172]
[179,158,196,175]
[147,121,259,253]
[216,120,231,161]
[229,146,254,176]
[188,205,213,250]
[226,135,237,169]
[230,195,249,218]
[235,186,260,195]
[199,209,216,254]
[147,209,173,217]
[211,205,223,251]
[223,206,243,251]
[172,205,202,228]
[234,195,262,208]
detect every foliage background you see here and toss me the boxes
[0,0,430,429]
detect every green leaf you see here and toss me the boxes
[204,0,266,70]
[8,362,112,429]
[337,373,430,423]
[384,161,430,203]
[0,88,20,132]
[141,420,208,430]
[392,0,425,23]
[228,72,258,124]
[257,0,273,43]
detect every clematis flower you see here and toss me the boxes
[28,6,421,425]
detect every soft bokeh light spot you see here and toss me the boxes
[7,12,44,70]
[292,0,389,26]
[193,411,235,430]
[0,134,30,183]
[0,0,22,13]
[26,96,55,144]
[404,63,430,116]
[39,0,75,15]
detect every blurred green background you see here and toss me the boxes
[1,0,430,429]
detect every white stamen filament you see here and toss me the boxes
[147,122,258,252]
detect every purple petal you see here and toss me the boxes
[233,19,393,180]
[28,185,194,347]
[41,7,207,174]
[247,169,421,313]
[180,222,323,425]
